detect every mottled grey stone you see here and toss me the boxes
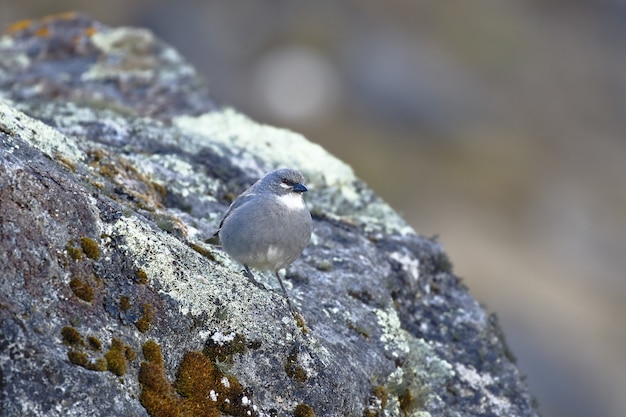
[0,13,539,417]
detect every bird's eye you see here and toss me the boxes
[281,178,292,185]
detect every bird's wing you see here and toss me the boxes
[214,191,258,234]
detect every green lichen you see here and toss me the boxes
[135,303,155,333]
[69,277,95,302]
[80,237,100,259]
[294,403,315,417]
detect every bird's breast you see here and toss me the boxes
[276,193,306,211]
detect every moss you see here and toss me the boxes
[347,320,371,339]
[188,242,216,262]
[54,152,76,172]
[136,268,149,285]
[295,312,308,334]
[80,237,100,259]
[87,336,102,351]
[61,326,84,347]
[119,295,132,311]
[175,351,218,398]
[138,361,180,417]
[135,303,155,333]
[67,350,107,372]
[105,338,130,376]
[373,385,388,408]
[138,342,258,417]
[294,403,315,417]
[203,333,249,365]
[398,386,427,416]
[66,242,83,260]
[143,340,163,365]
[69,277,95,302]
[284,350,308,384]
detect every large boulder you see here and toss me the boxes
[0,13,539,417]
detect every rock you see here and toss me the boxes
[0,13,539,417]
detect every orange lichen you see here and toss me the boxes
[34,26,50,37]
[6,20,32,33]
[84,26,97,36]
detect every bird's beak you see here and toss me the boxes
[293,183,307,193]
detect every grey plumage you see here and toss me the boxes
[216,168,313,315]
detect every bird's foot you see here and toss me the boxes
[242,265,266,289]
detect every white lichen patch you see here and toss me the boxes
[174,108,415,235]
[0,100,83,164]
[103,214,268,321]
[455,363,512,415]
[375,307,410,357]
[210,331,237,345]
[389,250,420,283]
[174,109,353,187]
[85,28,161,81]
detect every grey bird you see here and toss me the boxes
[215,168,313,315]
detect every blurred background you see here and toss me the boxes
[2,1,625,416]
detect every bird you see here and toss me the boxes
[214,168,313,316]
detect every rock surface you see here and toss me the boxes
[0,13,539,417]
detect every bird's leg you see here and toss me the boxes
[242,264,265,289]
[275,272,297,317]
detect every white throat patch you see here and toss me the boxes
[277,193,305,211]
